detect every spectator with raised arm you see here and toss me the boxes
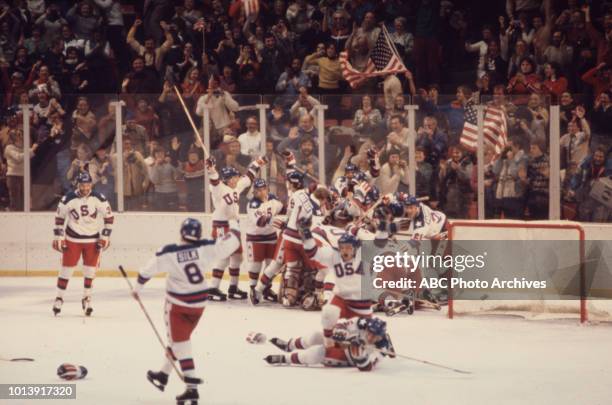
[303,42,342,94]
[560,105,591,168]
[126,19,173,73]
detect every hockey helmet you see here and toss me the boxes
[364,185,380,206]
[338,233,361,249]
[345,163,357,174]
[286,171,304,188]
[354,171,367,182]
[365,317,387,338]
[76,171,93,184]
[220,166,240,182]
[253,178,268,189]
[388,201,405,217]
[180,217,202,242]
[57,363,88,380]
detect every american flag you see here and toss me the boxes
[460,102,507,153]
[339,28,406,88]
[243,0,259,17]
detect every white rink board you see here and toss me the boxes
[1,213,612,274]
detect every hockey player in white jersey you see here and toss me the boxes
[298,218,373,342]
[245,178,284,304]
[52,171,114,316]
[205,156,265,300]
[392,193,448,240]
[264,316,395,371]
[333,147,380,197]
[133,218,241,405]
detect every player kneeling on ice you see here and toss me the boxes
[264,317,395,371]
[52,171,114,316]
[132,218,241,405]
[299,218,391,342]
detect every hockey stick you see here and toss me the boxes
[0,357,35,362]
[378,349,471,374]
[173,85,210,159]
[118,265,185,381]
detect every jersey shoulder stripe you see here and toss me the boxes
[155,240,213,256]
[60,191,79,205]
[90,191,108,203]
[249,198,262,208]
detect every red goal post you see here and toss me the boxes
[446,221,587,323]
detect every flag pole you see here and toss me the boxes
[381,24,406,70]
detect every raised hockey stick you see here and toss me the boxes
[378,349,472,374]
[0,357,35,362]
[118,265,185,381]
[173,85,210,159]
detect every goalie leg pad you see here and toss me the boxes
[281,268,300,307]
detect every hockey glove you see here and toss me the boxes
[96,239,109,251]
[282,151,296,167]
[52,239,67,252]
[254,155,269,167]
[205,156,216,170]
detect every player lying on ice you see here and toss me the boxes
[264,316,395,371]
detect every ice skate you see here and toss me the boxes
[269,337,291,352]
[176,387,198,405]
[263,354,286,365]
[207,287,227,301]
[249,286,262,305]
[227,285,247,300]
[262,286,278,302]
[81,296,93,316]
[146,370,168,392]
[52,297,63,316]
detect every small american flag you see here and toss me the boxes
[243,0,259,17]
[339,27,406,88]
[460,102,508,153]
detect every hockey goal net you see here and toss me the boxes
[446,220,611,324]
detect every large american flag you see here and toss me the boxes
[339,28,406,88]
[460,102,507,153]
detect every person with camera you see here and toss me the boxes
[377,147,409,196]
[116,137,149,211]
[195,74,239,146]
[439,146,473,219]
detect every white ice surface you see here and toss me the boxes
[1,277,611,405]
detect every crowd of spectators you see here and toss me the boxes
[0,0,610,222]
